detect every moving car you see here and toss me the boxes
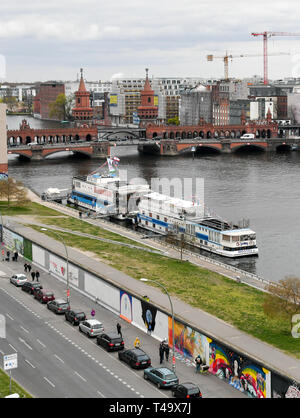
[143,367,179,389]
[172,382,202,398]
[79,319,104,337]
[240,133,255,140]
[21,281,43,295]
[96,332,124,351]
[65,309,86,326]
[118,348,151,369]
[34,289,55,303]
[47,299,69,314]
[10,274,28,287]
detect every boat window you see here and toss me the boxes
[222,235,230,241]
[232,236,239,242]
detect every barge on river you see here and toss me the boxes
[136,192,258,258]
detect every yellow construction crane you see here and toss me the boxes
[207,51,289,81]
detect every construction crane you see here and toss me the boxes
[207,51,288,81]
[252,32,300,85]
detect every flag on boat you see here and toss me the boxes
[113,156,120,164]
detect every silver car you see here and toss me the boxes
[79,319,104,338]
[10,274,28,287]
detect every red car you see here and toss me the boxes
[34,289,55,304]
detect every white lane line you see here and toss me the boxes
[6,313,14,321]
[25,359,36,369]
[74,371,87,382]
[54,354,64,364]
[9,344,17,352]
[44,377,55,388]
[97,390,105,398]
[18,337,32,351]
[20,325,29,334]
[37,339,46,348]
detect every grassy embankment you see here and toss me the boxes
[1,202,300,361]
[0,369,32,398]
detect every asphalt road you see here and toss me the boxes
[0,257,246,398]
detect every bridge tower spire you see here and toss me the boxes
[72,68,94,122]
[137,68,158,128]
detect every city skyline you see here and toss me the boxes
[1,0,300,82]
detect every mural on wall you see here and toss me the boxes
[169,318,208,365]
[271,374,300,398]
[3,228,24,254]
[141,299,157,334]
[49,253,79,287]
[120,291,132,323]
[208,340,270,398]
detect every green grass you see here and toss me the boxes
[0,202,61,217]
[33,227,300,359]
[0,368,32,398]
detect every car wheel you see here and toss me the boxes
[157,382,161,389]
[143,373,148,380]
[79,326,83,333]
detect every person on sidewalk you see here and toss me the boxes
[27,264,32,273]
[31,271,36,282]
[24,263,28,273]
[134,337,140,348]
[6,250,10,261]
[195,355,202,373]
[35,271,40,282]
[14,251,18,262]
[159,342,164,364]
[117,322,122,337]
[163,340,170,361]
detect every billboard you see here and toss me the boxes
[110,94,118,107]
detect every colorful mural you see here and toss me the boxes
[208,341,269,398]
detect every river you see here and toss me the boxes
[6,115,300,282]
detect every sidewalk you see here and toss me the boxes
[5,218,300,385]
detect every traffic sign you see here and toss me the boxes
[3,353,18,371]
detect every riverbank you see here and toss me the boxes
[1,197,299,360]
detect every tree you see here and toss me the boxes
[0,96,17,112]
[49,93,74,121]
[167,116,180,126]
[263,276,300,331]
[0,178,28,207]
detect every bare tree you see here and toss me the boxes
[263,276,300,330]
[0,178,28,207]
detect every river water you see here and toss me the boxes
[6,116,300,282]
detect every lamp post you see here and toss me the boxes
[140,278,176,373]
[0,210,3,243]
[41,228,70,306]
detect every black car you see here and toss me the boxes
[96,332,124,351]
[21,281,43,295]
[172,382,202,398]
[47,299,69,314]
[118,348,151,369]
[65,309,86,325]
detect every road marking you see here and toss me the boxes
[37,339,46,348]
[20,325,29,333]
[18,337,32,351]
[6,313,14,321]
[74,371,87,382]
[97,390,105,398]
[54,354,64,364]
[9,344,17,352]
[44,377,55,388]
[25,359,36,369]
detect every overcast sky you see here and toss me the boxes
[1,0,300,82]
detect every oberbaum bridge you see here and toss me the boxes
[6,115,300,161]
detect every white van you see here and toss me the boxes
[240,133,255,140]
[27,142,38,146]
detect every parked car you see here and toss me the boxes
[21,281,43,295]
[47,299,69,314]
[10,274,28,287]
[34,289,55,304]
[79,319,104,337]
[65,309,86,326]
[118,348,151,369]
[143,367,179,389]
[96,332,124,351]
[172,382,202,398]
[240,133,255,140]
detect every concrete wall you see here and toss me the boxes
[0,103,7,176]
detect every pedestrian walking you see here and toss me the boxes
[195,355,202,373]
[117,322,122,337]
[134,337,140,348]
[6,250,10,261]
[14,251,18,261]
[27,264,32,273]
[24,263,28,273]
[159,343,164,364]
[163,340,170,361]
[35,271,40,281]
[31,271,36,282]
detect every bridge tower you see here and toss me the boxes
[137,68,158,129]
[0,104,8,177]
[72,68,94,122]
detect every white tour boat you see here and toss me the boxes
[136,192,258,258]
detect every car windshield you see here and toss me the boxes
[76,313,85,318]
[92,324,103,329]
[164,373,177,380]
[111,338,122,343]
[45,293,53,297]
[137,355,149,361]
[58,303,69,308]
[188,388,200,395]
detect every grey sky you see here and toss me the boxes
[1,0,300,82]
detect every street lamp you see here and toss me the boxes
[41,228,70,305]
[140,278,176,372]
[0,210,3,243]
